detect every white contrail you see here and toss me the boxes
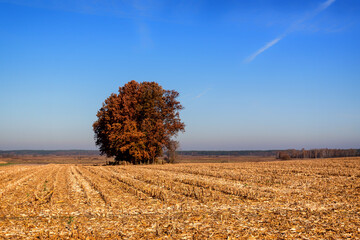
[244,37,283,63]
[244,0,336,63]
[194,88,211,99]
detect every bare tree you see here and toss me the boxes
[165,140,179,163]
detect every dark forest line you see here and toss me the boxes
[276,148,360,160]
[1,149,359,158]
[177,150,278,157]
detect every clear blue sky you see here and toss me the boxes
[0,0,359,150]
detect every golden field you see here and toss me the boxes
[0,157,359,239]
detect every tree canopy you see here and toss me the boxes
[93,80,185,164]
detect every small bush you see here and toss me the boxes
[278,152,291,160]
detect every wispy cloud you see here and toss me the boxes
[244,0,336,63]
[0,0,158,20]
[320,0,336,11]
[137,22,153,49]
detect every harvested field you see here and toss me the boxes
[0,157,359,239]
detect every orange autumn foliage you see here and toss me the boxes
[93,80,185,164]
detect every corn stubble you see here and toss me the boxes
[0,158,359,239]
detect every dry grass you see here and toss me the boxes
[0,154,275,165]
[0,157,359,239]
[0,155,110,165]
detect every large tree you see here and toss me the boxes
[93,80,185,164]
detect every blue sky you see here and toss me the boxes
[0,0,359,150]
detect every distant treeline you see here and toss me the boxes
[178,150,278,157]
[1,149,359,159]
[0,150,100,157]
[0,150,282,157]
[277,149,360,160]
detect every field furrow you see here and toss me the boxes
[50,165,72,206]
[68,165,90,206]
[82,166,162,210]
[0,165,44,190]
[139,167,276,201]
[32,165,60,205]
[117,167,244,203]
[70,166,106,207]
[100,167,176,203]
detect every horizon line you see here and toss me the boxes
[1,148,359,152]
